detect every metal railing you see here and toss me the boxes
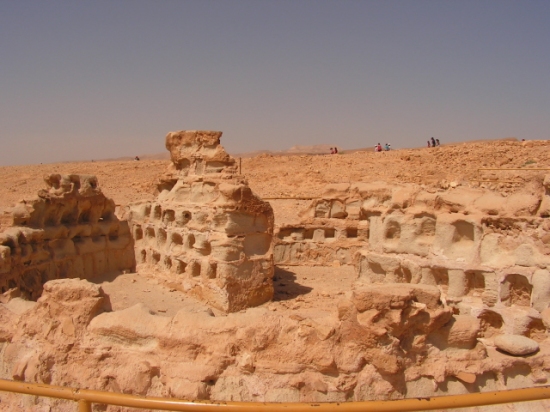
[1,379,550,411]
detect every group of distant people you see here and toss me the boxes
[374,143,391,152]
[328,137,442,154]
[427,137,440,147]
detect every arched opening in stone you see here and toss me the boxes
[152,205,162,220]
[145,227,155,239]
[186,233,195,249]
[452,221,475,243]
[501,274,532,306]
[433,268,449,293]
[134,226,143,240]
[385,221,401,241]
[179,211,192,226]
[175,260,187,275]
[152,252,161,264]
[526,318,546,342]
[163,209,176,225]
[303,229,315,240]
[171,232,183,245]
[466,270,486,297]
[157,229,167,245]
[478,310,503,338]
[396,266,412,283]
[417,217,436,237]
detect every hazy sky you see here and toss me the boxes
[1,1,549,165]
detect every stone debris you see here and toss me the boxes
[494,334,540,356]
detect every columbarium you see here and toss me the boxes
[127,130,275,312]
[0,174,135,299]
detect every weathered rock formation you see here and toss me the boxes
[127,131,275,312]
[0,174,135,299]
[274,180,550,353]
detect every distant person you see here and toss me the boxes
[377,143,382,152]
[384,143,390,151]
[334,147,338,154]
[431,137,436,147]
[135,156,140,161]
[330,147,334,154]
[436,138,440,146]
[427,140,431,148]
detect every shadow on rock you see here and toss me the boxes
[273,266,313,301]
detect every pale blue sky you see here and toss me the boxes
[1,0,549,165]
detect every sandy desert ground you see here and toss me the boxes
[1,139,549,224]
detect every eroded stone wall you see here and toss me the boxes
[128,130,275,312]
[274,180,550,346]
[0,174,135,299]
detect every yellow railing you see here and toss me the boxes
[1,379,550,411]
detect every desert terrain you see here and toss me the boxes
[1,135,550,411]
[1,139,548,210]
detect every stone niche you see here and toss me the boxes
[0,174,135,299]
[128,130,275,313]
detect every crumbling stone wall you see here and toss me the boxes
[274,180,550,343]
[0,174,135,299]
[128,130,275,312]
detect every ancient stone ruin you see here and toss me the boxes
[2,135,550,409]
[127,130,275,312]
[0,174,135,300]
[274,180,550,348]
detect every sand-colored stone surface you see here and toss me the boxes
[2,135,550,411]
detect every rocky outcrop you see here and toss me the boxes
[127,131,275,313]
[0,174,135,299]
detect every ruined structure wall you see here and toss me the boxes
[274,181,550,341]
[128,130,275,313]
[0,174,135,299]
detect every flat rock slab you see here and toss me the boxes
[494,334,539,356]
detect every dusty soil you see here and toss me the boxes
[2,139,549,224]
[91,265,355,320]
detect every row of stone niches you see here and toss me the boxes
[277,226,364,242]
[364,261,540,309]
[133,224,212,255]
[137,248,216,279]
[135,204,192,227]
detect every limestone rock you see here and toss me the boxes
[429,315,480,350]
[494,334,539,356]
